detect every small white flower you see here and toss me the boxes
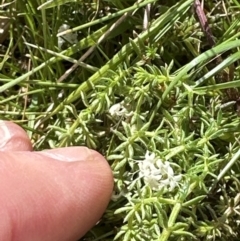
[58,24,78,49]
[109,102,132,118]
[144,150,156,164]
[162,161,173,176]
[138,151,182,191]
[109,103,122,116]
[144,175,162,190]
[159,173,182,191]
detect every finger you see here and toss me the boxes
[0,120,33,151]
[0,147,113,241]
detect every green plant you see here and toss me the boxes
[1,0,240,240]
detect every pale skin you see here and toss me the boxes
[0,121,114,241]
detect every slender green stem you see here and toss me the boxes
[159,203,182,241]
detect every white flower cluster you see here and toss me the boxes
[138,151,182,191]
[58,24,78,49]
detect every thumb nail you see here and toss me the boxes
[40,146,94,162]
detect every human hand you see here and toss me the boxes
[0,120,113,241]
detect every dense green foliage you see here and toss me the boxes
[1,0,240,240]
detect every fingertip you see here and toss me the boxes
[44,147,114,192]
[0,148,113,240]
[63,149,114,237]
[0,121,33,151]
[91,149,114,195]
[42,147,114,198]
